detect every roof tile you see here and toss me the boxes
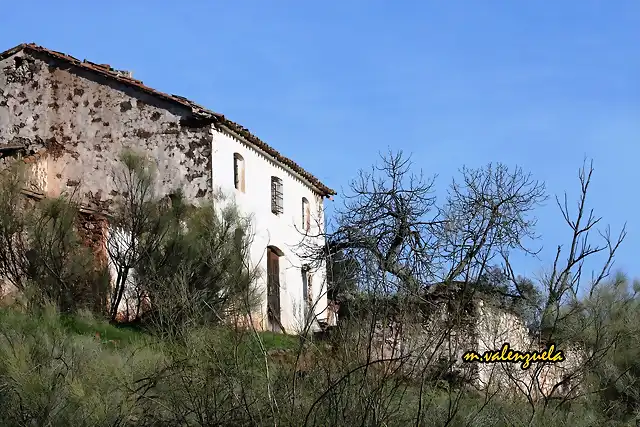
[0,43,336,197]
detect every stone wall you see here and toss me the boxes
[0,49,213,209]
[371,297,585,400]
[473,299,584,399]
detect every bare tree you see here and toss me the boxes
[292,150,549,425]
[437,162,546,285]
[303,151,546,298]
[494,159,627,422]
[326,150,440,294]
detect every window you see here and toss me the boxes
[301,264,313,323]
[271,176,283,215]
[301,197,311,232]
[233,153,245,192]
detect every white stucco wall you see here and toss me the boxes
[210,128,329,334]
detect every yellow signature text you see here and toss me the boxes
[462,343,565,370]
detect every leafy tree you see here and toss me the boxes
[106,149,170,321]
[25,196,109,313]
[0,161,108,313]
[0,161,30,292]
[135,193,260,338]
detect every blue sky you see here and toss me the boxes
[1,1,638,281]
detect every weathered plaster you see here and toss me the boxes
[372,298,584,399]
[0,50,212,209]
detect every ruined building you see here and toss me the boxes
[371,287,584,400]
[0,43,336,333]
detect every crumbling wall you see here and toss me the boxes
[0,50,214,318]
[76,212,111,313]
[474,300,584,399]
[0,146,48,195]
[0,50,213,211]
[371,301,478,385]
[77,212,109,266]
[371,298,585,399]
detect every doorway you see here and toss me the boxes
[266,246,282,332]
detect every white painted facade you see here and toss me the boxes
[210,128,330,334]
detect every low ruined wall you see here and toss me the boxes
[371,298,585,399]
[473,300,584,399]
[371,304,478,383]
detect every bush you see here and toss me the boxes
[136,195,261,339]
[0,163,109,313]
[0,303,631,426]
[0,305,164,426]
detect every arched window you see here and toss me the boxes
[301,197,310,232]
[271,176,283,215]
[233,153,245,192]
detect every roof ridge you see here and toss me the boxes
[0,43,336,197]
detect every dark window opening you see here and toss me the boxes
[271,176,283,215]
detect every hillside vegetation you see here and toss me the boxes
[0,151,639,426]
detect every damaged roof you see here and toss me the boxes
[0,43,336,197]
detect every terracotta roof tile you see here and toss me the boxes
[0,43,336,197]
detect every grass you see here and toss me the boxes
[59,313,146,344]
[0,305,623,426]
[256,330,300,351]
[0,305,300,353]
[0,306,627,426]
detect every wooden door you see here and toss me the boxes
[267,248,281,331]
